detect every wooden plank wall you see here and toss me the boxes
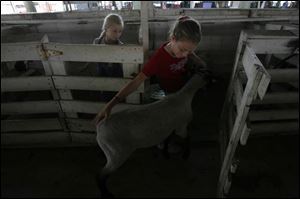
[217,29,298,197]
[1,41,144,147]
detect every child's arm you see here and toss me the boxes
[109,72,147,106]
[189,52,207,68]
[94,72,148,125]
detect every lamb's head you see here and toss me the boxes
[196,68,216,86]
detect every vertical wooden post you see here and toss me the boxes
[217,68,264,197]
[141,1,151,62]
[219,31,248,165]
[140,1,152,103]
[49,61,78,119]
[40,35,69,132]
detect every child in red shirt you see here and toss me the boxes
[94,16,206,157]
[94,16,205,124]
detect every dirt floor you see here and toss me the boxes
[1,134,298,198]
[1,142,220,198]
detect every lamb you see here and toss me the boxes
[96,72,210,197]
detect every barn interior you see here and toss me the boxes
[1,1,299,198]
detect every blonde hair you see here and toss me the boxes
[169,16,202,44]
[99,13,124,39]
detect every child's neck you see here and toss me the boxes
[164,42,177,58]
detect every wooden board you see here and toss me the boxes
[45,43,143,64]
[250,121,299,135]
[247,38,297,54]
[52,76,144,92]
[1,100,60,115]
[252,92,299,104]
[1,42,41,61]
[71,132,97,145]
[1,118,62,132]
[66,118,96,132]
[1,132,71,146]
[249,109,299,121]
[1,76,54,92]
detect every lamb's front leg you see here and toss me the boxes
[175,124,190,160]
[162,135,171,159]
[182,134,190,160]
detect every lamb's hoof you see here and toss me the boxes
[182,150,190,160]
[101,191,114,198]
[152,147,159,158]
[163,150,170,159]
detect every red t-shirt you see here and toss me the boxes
[142,42,188,93]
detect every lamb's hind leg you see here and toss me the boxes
[97,143,134,198]
[175,124,190,160]
[96,143,114,198]
[182,134,190,160]
[162,134,172,159]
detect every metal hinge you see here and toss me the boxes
[38,44,63,59]
[45,49,63,57]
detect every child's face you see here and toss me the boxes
[106,24,123,42]
[170,38,198,58]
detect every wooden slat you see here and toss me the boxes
[66,118,96,132]
[228,102,234,137]
[1,10,140,22]
[60,100,139,115]
[1,118,62,132]
[253,92,299,104]
[249,109,299,121]
[1,101,60,115]
[1,132,71,146]
[250,121,299,135]
[1,42,41,61]
[272,54,299,67]
[241,47,255,79]
[153,8,248,18]
[233,77,243,110]
[52,76,144,93]
[257,70,271,100]
[1,76,54,92]
[71,132,97,145]
[241,45,271,100]
[44,43,143,64]
[247,38,297,54]
[268,69,299,82]
[239,69,299,83]
[242,45,267,80]
[2,41,143,82]
[153,9,298,22]
[246,30,298,39]
[1,18,139,25]
[240,123,251,146]
[245,27,298,56]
